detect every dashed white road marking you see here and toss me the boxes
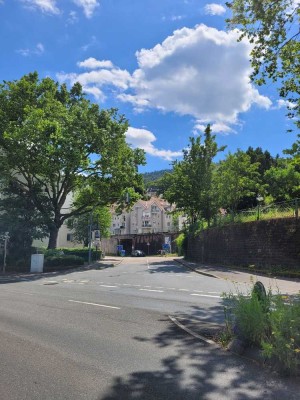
[191,294,221,298]
[208,291,221,294]
[99,284,118,288]
[68,300,120,309]
[179,289,189,292]
[139,289,164,293]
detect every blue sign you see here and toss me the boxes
[162,244,170,250]
[117,245,123,251]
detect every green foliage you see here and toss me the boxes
[0,185,48,264]
[67,206,111,246]
[45,247,99,262]
[226,289,271,345]
[226,0,300,128]
[164,125,226,226]
[261,294,300,374]
[224,286,300,375]
[44,255,84,268]
[142,169,171,188]
[0,72,145,249]
[214,149,261,212]
[264,159,300,201]
[175,233,187,256]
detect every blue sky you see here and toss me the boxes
[1,0,298,172]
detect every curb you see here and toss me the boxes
[175,258,219,279]
[169,315,219,347]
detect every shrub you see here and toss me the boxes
[55,248,99,262]
[175,233,187,256]
[223,286,300,375]
[261,295,300,375]
[224,289,270,346]
[44,255,84,269]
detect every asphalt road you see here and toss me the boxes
[0,256,298,399]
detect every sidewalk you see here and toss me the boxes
[175,257,300,295]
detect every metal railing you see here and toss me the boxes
[213,199,299,227]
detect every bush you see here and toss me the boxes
[224,289,270,346]
[54,248,99,262]
[223,286,300,375]
[44,255,84,269]
[175,233,187,256]
[261,295,300,375]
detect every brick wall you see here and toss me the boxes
[187,218,300,269]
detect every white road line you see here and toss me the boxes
[68,300,120,309]
[139,289,164,293]
[99,284,118,288]
[191,294,221,298]
[179,289,189,292]
[208,291,221,294]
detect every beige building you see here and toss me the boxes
[110,197,181,236]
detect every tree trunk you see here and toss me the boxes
[48,226,59,249]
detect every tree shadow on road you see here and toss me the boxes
[99,304,300,400]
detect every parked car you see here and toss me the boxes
[131,250,146,257]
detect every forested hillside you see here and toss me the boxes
[142,169,171,187]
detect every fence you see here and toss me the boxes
[213,199,299,227]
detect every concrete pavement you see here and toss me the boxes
[175,257,300,295]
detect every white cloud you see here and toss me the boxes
[57,63,132,97]
[205,3,226,16]
[16,42,45,56]
[77,57,114,69]
[58,24,272,130]
[81,36,97,51]
[67,11,78,25]
[126,127,182,161]
[73,0,100,18]
[20,0,60,14]
[83,86,105,101]
[162,15,185,21]
[194,122,236,135]
[275,99,297,109]
[129,24,271,123]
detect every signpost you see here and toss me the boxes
[147,242,150,255]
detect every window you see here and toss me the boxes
[67,233,73,242]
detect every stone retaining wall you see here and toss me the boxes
[186,218,300,268]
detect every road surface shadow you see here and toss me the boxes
[147,260,192,274]
[99,304,300,400]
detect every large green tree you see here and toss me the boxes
[0,73,145,248]
[0,180,48,264]
[164,125,225,225]
[264,158,300,201]
[66,206,111,247]
[214,150,260,212]
[226,0,300,127]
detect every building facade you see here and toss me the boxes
[110,197,180,236]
